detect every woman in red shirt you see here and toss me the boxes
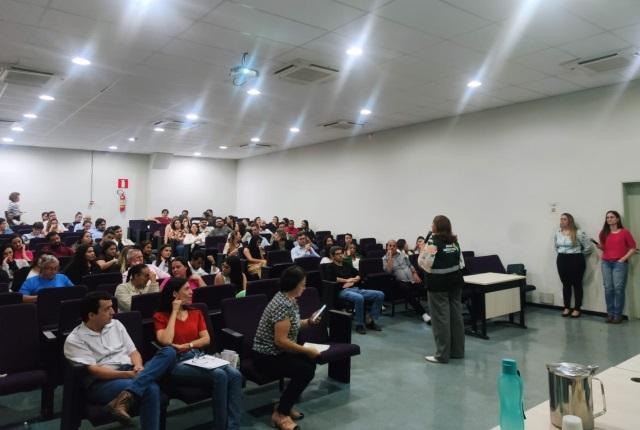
[154,278,243,430]
[596,210,637,323]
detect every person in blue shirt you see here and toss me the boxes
[20,254,74,302]
[290,232,320,261]
[90,218,107,241]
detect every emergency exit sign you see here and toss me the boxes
[117,178,129,188]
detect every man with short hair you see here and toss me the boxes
[41,212,49,223]
[94,229,116,258]
[23,222,45,245]
[207,218,232,238]
[19,255,74,302]
[115,264,159,312]
[74,217,93,232]
[383,240,430,323]
[112,225,134,251]
[290,232,320,260]
[44,232,75,257]
[64,291,175,428]
[91,218,107,241]
[251,224,270,248]
[199,219,212,235]
[122,248,170,283]
[325,246,384,334]
[188,251,209,276]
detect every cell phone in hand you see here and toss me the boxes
[312,305,326,322]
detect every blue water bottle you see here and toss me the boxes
[498,358,524,430]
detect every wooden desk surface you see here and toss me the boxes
[464,272,526,286]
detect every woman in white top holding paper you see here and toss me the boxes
[554,213,593,318]
[154,278,243,430]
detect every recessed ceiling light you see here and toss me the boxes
[128,137,137,142]
[467,80,482,88]
[109,146,118,150]
[219,146,228,150]
[289,127,300,133]
[39,94,55,101]
[23,113,37,119]
[360,108,372,116]
[346,46,363,56]
[250,137,260,143]
[72,57,91,66]
[246,88,261,96]
[11,126,24,132]
[193,152,201,156]
[186,113,199,121]
[153,127,165,132]
[2,137,14,143]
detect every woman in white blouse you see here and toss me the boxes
[554,213,593,318]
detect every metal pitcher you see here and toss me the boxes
[546,362,606,430]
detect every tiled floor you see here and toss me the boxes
[2,307,639,430]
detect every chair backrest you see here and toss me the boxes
[315,231,331,242]
[192,284,238,310]
[0,303,41,373]
[246,278,280,300]
[267,250,292,266]
[0,283,8,293]
[11,266,31,292]
[506,264,525,276]
[27,237,47,250]
[62,236,81,247]
[469,255,506,274]
[359,237,377,249]
[365,248,385,258]
[293,256,321,271]
[188,303,216,353]
[220,294,268,357]
[359,258,384,277]
[96,283,118,296]
[82,272,124,292]
[0,292,22,306]
[58,299,84,335]
[201,274,215,285]
[205,235,227,248]
[37,286,89,329]
[319,263,332,281]
[113,311,145,352]
[296,288,328,344]
[130,292,161,319]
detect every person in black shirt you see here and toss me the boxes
[63,243,101,284]
[325,246,384,334]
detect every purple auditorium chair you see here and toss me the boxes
[37,286,88,331]
[82,272,124,292]
[192,284,239,312]
[246,278,280,300]
[358,258,402,317]
[296,287,360,383]
[0,303,53,419]
[220,295,281,387]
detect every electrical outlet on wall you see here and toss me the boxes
[549,202,559,214]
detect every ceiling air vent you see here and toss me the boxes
[320,120,365,130]
[0,66,55,88]
[239,143,272,150]
[562,50,636,73]
[152,119,201,131]
[273,60,338,84]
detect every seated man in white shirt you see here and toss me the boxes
[290,232,320,261]
[64,291,175,427]
[122,248,170,283]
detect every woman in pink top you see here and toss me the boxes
[596,210,637,323]
[160,257,206,290]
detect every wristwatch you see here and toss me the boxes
[189,342,194,349]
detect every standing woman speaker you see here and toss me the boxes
[554,213,593,318]
[418,215,465,364]
[595,210,637,324]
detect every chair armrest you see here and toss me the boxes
[327,310,352,344]
[221,328,244,354]
[42,330,57,341]
[61,360,88,430]
[262,265,274,279]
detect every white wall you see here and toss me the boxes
[236,80,640,315]
[0,146,149,225]
[146,156,237,218]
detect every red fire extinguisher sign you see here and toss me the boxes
[117,178,129,189]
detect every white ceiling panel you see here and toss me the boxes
[230,0,365,31]
[1,0,640,158]
[517,4,603,46]
[451,23,549,57]
[519,76,584,96]
[333,15,442,55]
[203,2,327,45]
[0,0,45,26]
[445,0,528,22]
[558,32,631,59]
[374,0,490,38]
[561,0,640,31]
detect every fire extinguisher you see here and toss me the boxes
[118,190,126,212]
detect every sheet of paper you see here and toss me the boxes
[183,355,230,370]
[303,342,330,353]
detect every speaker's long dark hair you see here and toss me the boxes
[599,210,623,245]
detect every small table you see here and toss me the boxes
[463,272,526,340]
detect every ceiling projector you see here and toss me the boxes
[230,52,259,87]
